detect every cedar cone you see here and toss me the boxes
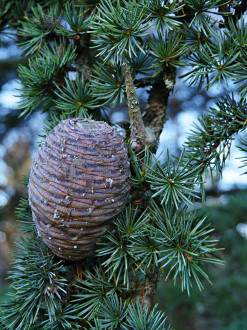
[28,118,130,260]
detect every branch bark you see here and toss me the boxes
[123,62,153,152]
[74,33,92,82]
[143,68,176,152]
[133,266,160,310]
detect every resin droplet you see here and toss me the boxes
[54,210,60,219]
[106,178,113,188]
[64,195,73,206]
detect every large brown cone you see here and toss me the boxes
[28,118,130,260]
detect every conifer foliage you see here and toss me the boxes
[1,0,247,328]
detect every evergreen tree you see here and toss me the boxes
[0,0,247,328]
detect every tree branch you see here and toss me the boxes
[143,68,175,152]
[133,266,160,310]
[74,33,92,82]
[123,62,153,152]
